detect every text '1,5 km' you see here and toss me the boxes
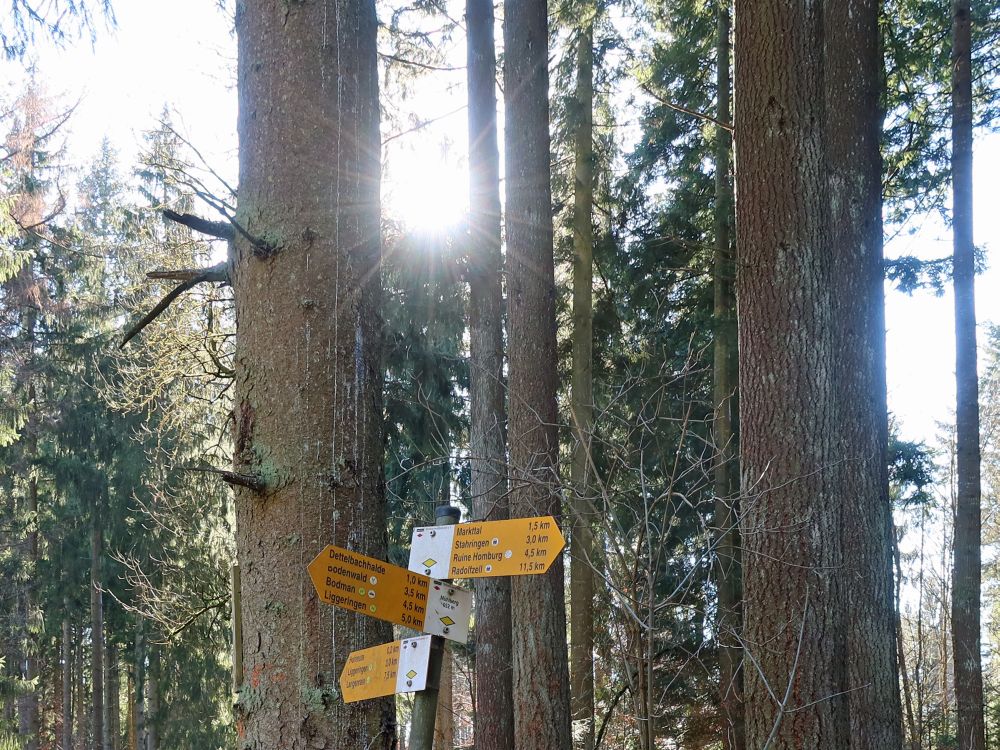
[408,515,566,579]
[306,545,472,643]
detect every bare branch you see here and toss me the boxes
[162,209,235,241]
[182,465,266,493]
[120,263,227,348]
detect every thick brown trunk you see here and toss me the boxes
[711,5,742,750]
[825,0,902,746]
[233,1,392,747]
[569,19,596,750]
[950,0,984,747]
[503,0,573,746]
[734,0,901,746]
[465,0,514,744]
[91,513,105,750]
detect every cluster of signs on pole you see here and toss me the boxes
[306,515,565,703]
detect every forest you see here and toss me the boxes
[1,0,999,748]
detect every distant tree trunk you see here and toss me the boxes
[144,647,158,750]
[91,511,105,750]
[895,532,920,750]
[734,0,901,746]
[62,617,72,750]
[107,639,120,750]
[21,463,40,750]
[950,0,984,747]
[134,627,145,750]
[74,624,86,749]
[464,0,514,743]
[569,18,596,750]
[503,0,573,745]
[711,4,742,749]
[233,1,392,747]
[126,664,135,750]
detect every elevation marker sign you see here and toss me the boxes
[408,515,566,579]
[306,545,472,643]
[339,635,432,703]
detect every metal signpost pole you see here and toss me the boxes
[409,503,461,750]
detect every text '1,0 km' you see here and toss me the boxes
[408,515,566,579]
[306,545,472,643]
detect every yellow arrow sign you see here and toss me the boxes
[306,545,473,643]
[408,516,566,579]
[339,635,431,703]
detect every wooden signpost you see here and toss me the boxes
[305,511,566,737]
[339,635,432,704]
[407,515,566,579]
[306,545,472,643]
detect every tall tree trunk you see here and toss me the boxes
[233,1,392,747]
[144,646,158,750]
[465,0,514,743]
[569,18,596,750]
[711,4,742,750]
[895,531,920,750]
[107,639,120,750]
[503,0,573,745]
[950,0,984,747]
[734,0,901,746]
[91,511,105,750]
[62,617,72,750]
[21,465,40,750]
[133,628,144,750]
[74,624,86,750]
[826,0,903,746]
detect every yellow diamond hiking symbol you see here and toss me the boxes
[406,669,417,679]
[440,615,455,626]
[422,558,437,568]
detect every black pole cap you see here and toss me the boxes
[435,503,461,525]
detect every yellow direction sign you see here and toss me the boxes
[408,516,566,579]
[339,635,432,703]
[306,545,472,643]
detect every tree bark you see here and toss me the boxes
[464,0,515,744]
[711,4,742,749]
[91,511,105,750]
[734,0,901,746]
[950,0,985,747]
[233,1,393,748]
[503,0,573,746]
[145,646,158,750]
[825,0,902,746]
[569,19,596,750]
[62,617,72,750]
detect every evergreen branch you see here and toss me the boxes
[162,209,235,241]
[120,263,227,348]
